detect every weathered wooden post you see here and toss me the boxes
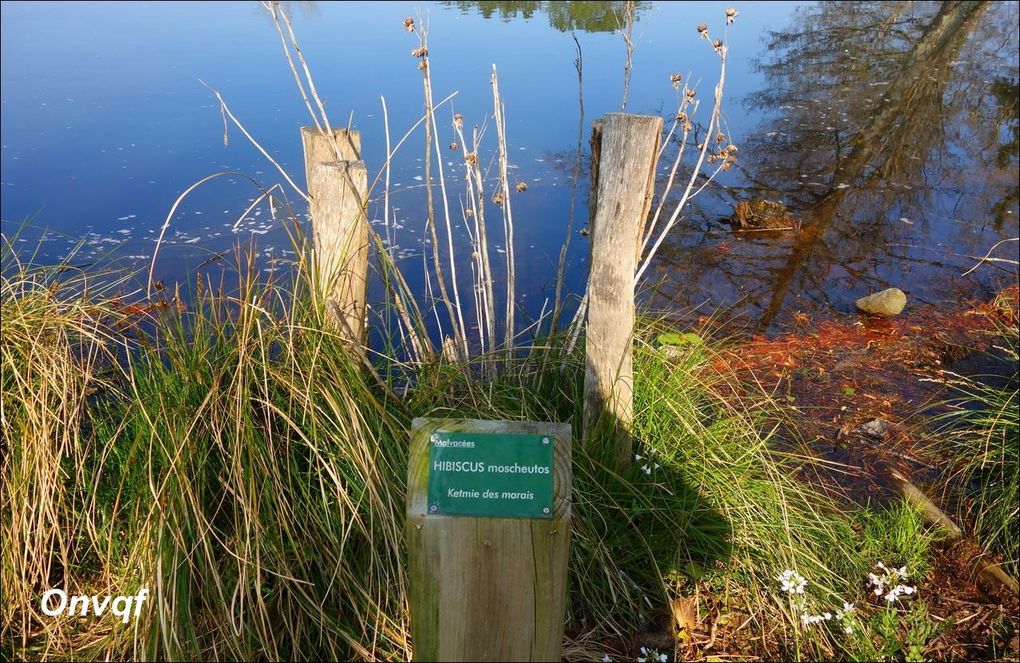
[583,113,662,470]
[407,418,572,661]
[300,126,369,343]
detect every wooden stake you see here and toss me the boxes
[407,418,571,662]
[301,127,368,343]
[583,113,662,469]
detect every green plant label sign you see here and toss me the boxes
[426,431,554,519]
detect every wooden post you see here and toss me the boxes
[407,418,572,662]
[301,127,369,343]
[583,113,662,470]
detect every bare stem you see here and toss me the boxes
[551,34,585,335]
[201,82,309,203]
[618,1,636,113]
[491,65,517,355]
[416,15,464,359]
[636,34,729,284]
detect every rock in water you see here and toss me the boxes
[855,288,907,316]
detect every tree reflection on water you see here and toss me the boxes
[443,1,645,33]
[651,1,1019,332]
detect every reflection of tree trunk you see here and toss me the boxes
[757,1,986,331]
[757,194,844,329]
[832,0,986,186]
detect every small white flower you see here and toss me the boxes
[844,625,853,634]
[823,612,832,620]
[835,601,856,619]
[601,656,613,663]
[778,569,808,595]
[637,647,667,662]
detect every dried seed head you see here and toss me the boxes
[418,60,427,71]
[676,111,688,123]
[492,191,504,206]
[449,141,459,151]
[725,7,738,24]
[411,46,428,58]
[515,181,527,193]
[465,152,477,166]
[713,39,724,53]
[465,207,474,218]
[453,113,463,128]
[685,87,697,100]
[697,23,708,37]
[403,17,415,32]
[715,132,726,142]
[670,73,683,90]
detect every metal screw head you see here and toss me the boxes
[430,504,438,513]
[543,507,551,514]
[542,436,550,445]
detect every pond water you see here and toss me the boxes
[2,1,1017,339]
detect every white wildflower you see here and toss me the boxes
[801,610,835,627]
[779,569,808,595]
[869,563,916,603]
[637,646,668,662]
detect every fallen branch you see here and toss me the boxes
[888,468,1019,595]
